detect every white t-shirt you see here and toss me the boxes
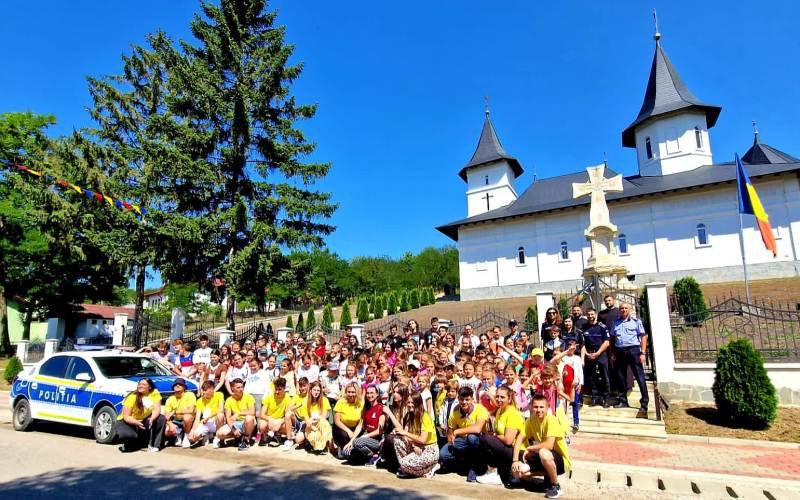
[193,347,212,366]
[226,365,249,383]
[321,374,341,399]
[458,376,481,400]
[420,388,433,413]
[296,364,320,384]
[245,369,272,396]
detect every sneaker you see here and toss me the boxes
[476,470,503,485]
[425,463,440,479]
[637,407,649,419]
[365,455,380,467]
[258,434,269,446]
[571,424,579,433]
[268,439,281,448]
[238,440,250,451]
[504,476,523,489]
[147,445,159,453]
[267,431,275,439]
[212,437,220,449]
[281,440,294,452]
[545,483,563,499]
[614,400,629,408]
[118,444,133,453]
[182,435,191,448]
[466,469,477,483]
[396,471,413,479]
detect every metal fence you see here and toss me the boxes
[670,294,800,362]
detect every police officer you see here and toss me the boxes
[582,308,611,407]
[611,302,649,414]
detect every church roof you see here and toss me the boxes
[437,158,800,241]
[741,134,798,164]
[458,113,523,181]
[621,40,721,148]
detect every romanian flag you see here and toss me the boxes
[736,154,777,257]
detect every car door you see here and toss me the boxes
[29,355,70,421]
[63,357,96,425]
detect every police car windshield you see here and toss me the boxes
[93,356,172,378]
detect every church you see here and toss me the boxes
[437,30,800,300]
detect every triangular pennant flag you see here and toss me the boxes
[114,200,124,209]
[140,207,148,215]
[131,205,142,215]
[122,201,132,210]
[94,192,104,202]
[85,189,94,200]
[103,195,114,207]
[27,169,42,177]
[71,184,83,194]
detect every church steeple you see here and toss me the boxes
[741,124,799,164]
[460,108,524,217]
[623,13,722,176]
[459,110,523,181]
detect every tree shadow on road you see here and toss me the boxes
[0,465,431,500]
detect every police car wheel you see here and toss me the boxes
[13,399,34,431]
[93,406,118,444]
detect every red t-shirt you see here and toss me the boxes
[314,346,326,359]
[362,404,384,433]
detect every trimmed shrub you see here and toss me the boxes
[409,289,420,310]
[306,307,316,330]
[712,338,778,429]
[373,297,383,319]
[387,293,398,316]
[285,315,294,330]
[556,297,570,321]
[296,312,305,332]
[339,301,352,327]
[356,298,370,323]
[4,356,24,383]
[321,304,334,329]
[524,305,538,333]
[398,291,409,312]
[428,288,436,305]
[673,277,708,324]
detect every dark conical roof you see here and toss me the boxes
[741,132,799,164]
[459,112,523,181]
[622,40,721,148]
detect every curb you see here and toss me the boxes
[666,432,800,449]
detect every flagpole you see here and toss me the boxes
[737,212,751,302]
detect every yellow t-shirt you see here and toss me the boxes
[164,392,197,421]
[434,390,446,415]
[225,393,256,421]
[334,398,364,428]
[448,404,489,431]
[306,397,331,419]
[196,392,224,420]
[262,393,291,420]
[494,405,524,437]
[422,412,437,445]
[119,389,161,421]
[292,394,309,420]
[524,413,571,471]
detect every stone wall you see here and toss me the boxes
[660,380,800,406]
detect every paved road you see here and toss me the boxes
[0,406,697,500]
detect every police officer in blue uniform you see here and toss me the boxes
[582,308,611,407]
[611,302,649,414]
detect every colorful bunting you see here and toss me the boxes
[2,161,148,222]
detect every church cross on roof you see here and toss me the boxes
[741,123,799,164]
[458,108,523,181]
[621,14,721,148]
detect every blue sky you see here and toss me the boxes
[2,1,799,273]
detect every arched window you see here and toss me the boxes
[694,127,703,149]
[696,223,709,246]
[559,241,568,261]
[517,246,526,265]
[618,233,628,254]
[645,137,653,159]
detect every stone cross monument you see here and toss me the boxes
[572,163,633,288]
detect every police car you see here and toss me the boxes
[10,351,197,444]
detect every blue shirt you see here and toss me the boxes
[583,323,610,352]
[612,316,646,348]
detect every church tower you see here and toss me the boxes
[460,109,523,217]
[622,19,722,177]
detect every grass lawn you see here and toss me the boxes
[665,402,800,443]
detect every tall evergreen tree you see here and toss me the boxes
[296,312,304,332]
[409,289,420,310]
[339,301,352,328]
[356,298,369,323]
[163,0,336,329]
[285,314,293,330]
[387,293,397,316]
[305,306,316,329]
[398,291,409,313]
[321,303,333,330]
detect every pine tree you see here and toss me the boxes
[285,314,294,330]
[418,289,428,307]
[296,312,305,332]
[387,293,397,316]
[357,298,369,323]
[339,301,352,327]
[321,303,333,329]
[160,0,336,329]
[373,296,383,319]
[399,291,409,313]
[306,306,316,330]
[713,338,778,428]
[524,305,538,333]
[428,288,436,304]
[409,289,420,309]
[673,277,709,324]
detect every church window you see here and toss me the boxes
[559,241,569,261]
[517,246,526,265]
[645,137,653,159]
[696,223,709,246]
[694,127,703,149]
[666,128,680,154]
[618,234,629,255]
[485,175,489,185]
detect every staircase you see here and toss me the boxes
[576,382,667,440]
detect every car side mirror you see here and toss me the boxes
[75,372,94,383]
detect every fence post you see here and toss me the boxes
[113,313,128,345]
[644,282,675,382]
[171,308,186,341]
[44,338,60,359]
[219,330,234,346]
[16,340,29,364]
[536,291,555,333]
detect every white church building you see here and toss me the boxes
[437,33,800,300]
